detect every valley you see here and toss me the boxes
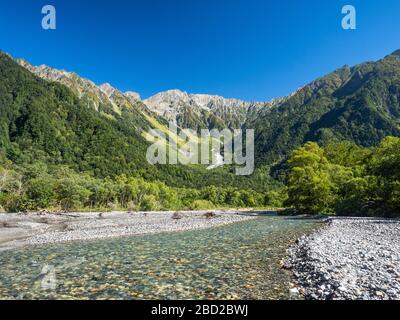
[2,48,400,301]
[2,50,400,215]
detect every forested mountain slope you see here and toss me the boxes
[3,50,400,180]
[248,50,400,166]
[0,52,155,177]
[2,49,400,212]
[0,52,277,192]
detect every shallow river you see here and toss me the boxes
[0,216,319,300]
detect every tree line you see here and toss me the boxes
[0,161,283,213]
[285,136,400,217]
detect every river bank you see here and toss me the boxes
[286,217,400,300]
[0,210,259,252]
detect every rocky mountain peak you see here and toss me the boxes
[143,89,276,128]
[99,83,116,98]
[145,90,190,105]
[12,53,284,130]
[125,91,141,102]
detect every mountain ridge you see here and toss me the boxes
[12,54,287,131]
[248,49,400,168]
[16,58,142,114]
[4,48,400,171]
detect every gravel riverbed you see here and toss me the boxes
[0,210,257,251]
[285,218,400,300]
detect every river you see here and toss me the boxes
[0,216,319,300]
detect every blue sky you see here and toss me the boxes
[1,0,400,101]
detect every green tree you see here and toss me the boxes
[285,142,335,215]
[25,177,56,210]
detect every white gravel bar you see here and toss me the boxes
[0,210,257,251]
[286,218,400,300]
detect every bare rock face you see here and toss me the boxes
[125,91,141,102]
[98,83,116,98]
[144,89,277,129]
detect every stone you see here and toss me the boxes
[289,288,299,295]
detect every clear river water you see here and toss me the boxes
[0,216,319,300]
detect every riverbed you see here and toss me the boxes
[0,215,319,300]
[0,211,255,251]
[286,218,400,300]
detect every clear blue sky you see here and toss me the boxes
[1,0,400,101]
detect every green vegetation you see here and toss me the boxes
[0,162,280,212]
[0,52,279,212]
[249,51,400,169]
[2,49,400,215]
[284,137,400,217]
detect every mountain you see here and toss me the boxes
[247,50,400,168]
[15,58,192,148]
[4,49,400,178]
[3,48,400,212]
[1,52,277,192]
[15,58,280,133]
[144,89,282,131]
[0,52,155,177]
[15,59,152,128]
[17,59,142,111]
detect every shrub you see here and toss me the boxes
[190,200,214,210]
[140,195,160,211]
